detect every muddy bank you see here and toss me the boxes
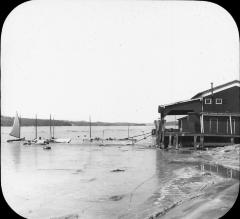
[193,144,240,171]
[167,144,239,171]
[147,144,240,219]
[120,166,228,219]
[157,180,239,219]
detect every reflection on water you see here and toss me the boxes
[9,142,21,170]
[198,163,240,180]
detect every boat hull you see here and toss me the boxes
[43,146,51,150]
[7,137,25,142]
[53,138,71,143]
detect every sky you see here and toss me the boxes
[1,0,239,123]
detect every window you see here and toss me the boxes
[205,98,212,104]
[215,98,222,104]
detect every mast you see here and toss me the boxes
[53,117,55,139]
[89,116,92,139]
[127,123,129,139]
[19,113,21,138]
[35,114,38,139]
[50,114,52,139]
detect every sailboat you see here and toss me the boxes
[49,115,71,143]
[31,114,49,145]
[7,113,25,142]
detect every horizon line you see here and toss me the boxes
[1,115,153,124]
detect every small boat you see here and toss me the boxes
[23,140,32,146]
[33,137,48,145]
[52,138,71,143]
[43,146,51,150]
[7,112,25,142]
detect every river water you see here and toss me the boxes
[1,126,237,219]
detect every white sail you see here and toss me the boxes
[9,113,20,138]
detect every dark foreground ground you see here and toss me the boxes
[153,144,239,219]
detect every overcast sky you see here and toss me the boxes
[1,0,239,123]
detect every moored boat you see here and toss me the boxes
[43,146,51,150]
[7,112,25,142]
[48,115,71,143]
[52,138,71,143]
[32,137,48,145]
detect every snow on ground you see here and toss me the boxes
[194,144,240,171]
[150,144,240,219]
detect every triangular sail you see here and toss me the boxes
[9,113,20,138]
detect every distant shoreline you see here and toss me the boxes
[1,115,152,127]
[1,124,152,127]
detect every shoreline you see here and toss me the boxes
[146,144,239,219]
[154,180,239,219]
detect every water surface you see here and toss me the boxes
[1,126,236,219]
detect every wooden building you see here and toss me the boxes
[155,80,240,148]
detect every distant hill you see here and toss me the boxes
[1,115,147,127]
[1,116,71,126]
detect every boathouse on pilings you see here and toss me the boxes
[155,80,240,148]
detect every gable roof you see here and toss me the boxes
[161,97,201,108]
[191,80,240,99]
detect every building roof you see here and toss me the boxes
[159,80,239,115]
[191,80,240,99]
[161,97,200,108]
[158,97,201,115]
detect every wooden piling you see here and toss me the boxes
[168,135,172,147]
[200,136,204,148]
[194,135,197,149]
[175,134,179,149]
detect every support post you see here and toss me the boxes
[157,120,161,147]
[194,135,197,149]
[175,134,179,149]
[231,137,234,144]
[168,135,172,148]
[209,118,212,133]
[229,115,232,135]
[202,115,204,133]
[161,119,165,148]
[200,135,204,148]
[200,114,204,134]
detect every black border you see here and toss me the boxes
[0,0,239,219]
